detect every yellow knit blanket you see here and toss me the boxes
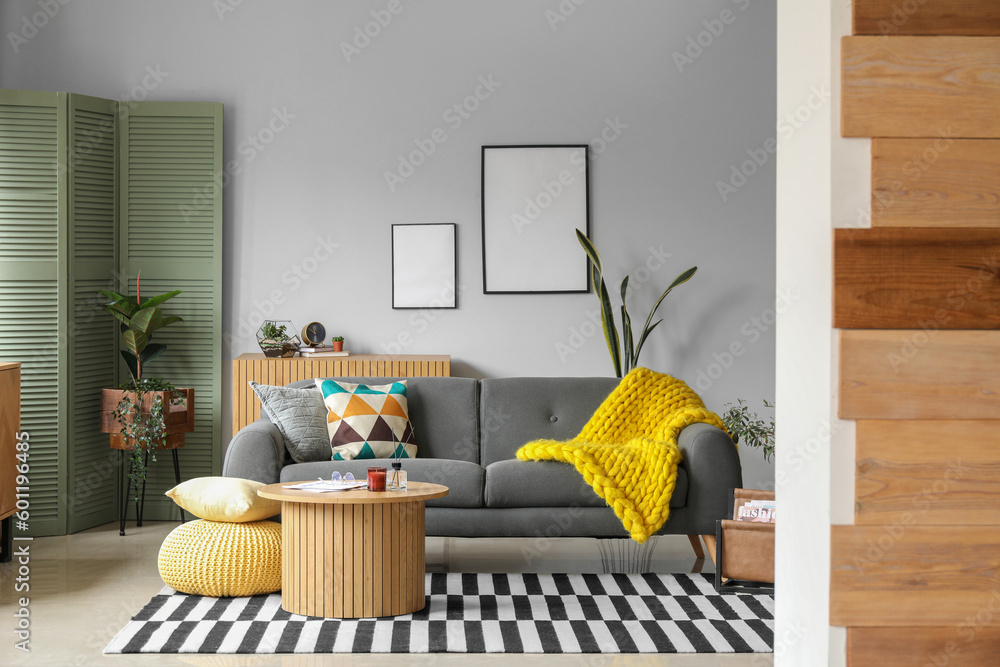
[516,367,727,543]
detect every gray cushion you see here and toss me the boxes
[479,377,619,467]
[249,381,331,463]
[280,458,484,508]
[284,377,480,464]
[484,460,688,509]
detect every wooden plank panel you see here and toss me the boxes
[323,504,333,618]
[363,503,373,617]
[333,504,344,617]
[383,503,392,614]
[831,525,1000,626]
[842,36,1000,138]
[373,504,383,617]
[354,504,364,614]
[853,0,1000,36]
[833,228,1000,329]
[856,420,1000,525]
[840,330,1000,419]
[872,138,1000,228]
[848,627,1000,666]
[343,503,353,617]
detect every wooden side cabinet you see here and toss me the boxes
[232,354,451,433]
[1,362,21,562]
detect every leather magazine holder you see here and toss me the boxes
[715,488,775,593]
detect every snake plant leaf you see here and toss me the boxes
[139,290,181,309]
[632,319,664,365]
[620,277,634,375]
[637,266,697,343]
[596,276,622,378]
[121,329,148,357]
[576,229,604,274]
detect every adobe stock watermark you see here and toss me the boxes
[7,0,71,53]
[849,127,956,231]
[339,0,416,63]
[513,117,627,235]
[224,235,339,352]
[851,460,967,574]
[692,287,800,391]
[384,75,502,192]
[874,0,931,36]
[555,245,678,363]
[925,588,1000,667]
[544,0,589,32]
[672,0,751,73]
[716,84,831,202]
[887,254,999,372]
[380,280,467,354]
[182,106,295,222]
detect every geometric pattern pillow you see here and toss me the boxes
[315,379,418,460]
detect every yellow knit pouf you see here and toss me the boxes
[157,519,281,597]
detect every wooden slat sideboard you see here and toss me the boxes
[232,354,451,433]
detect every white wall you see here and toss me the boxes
[0,0,777,487]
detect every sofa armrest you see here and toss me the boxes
[677,423,743,534]
[221,418,285,485]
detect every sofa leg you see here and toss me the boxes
[687,534,705,559]
[702,534,718,565]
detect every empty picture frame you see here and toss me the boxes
[482,145,590,294]
[391,223,457,309]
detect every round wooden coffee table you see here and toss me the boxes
[258,481,448,618]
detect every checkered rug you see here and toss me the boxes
[105,573,773,654]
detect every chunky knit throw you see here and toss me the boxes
[516,368,727,543]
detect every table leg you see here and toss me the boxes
[171,449,186,523]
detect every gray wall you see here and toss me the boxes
[0,0,777,488]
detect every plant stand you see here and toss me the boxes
[118,446,186,536]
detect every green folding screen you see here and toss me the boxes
[0,89,222,535]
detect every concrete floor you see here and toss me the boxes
[0,521,772,666]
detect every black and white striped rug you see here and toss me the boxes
[105,573,773,654]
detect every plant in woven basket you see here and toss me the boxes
[721,399,775,462]
[98,272,186,500]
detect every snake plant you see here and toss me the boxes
[577,230,696,378]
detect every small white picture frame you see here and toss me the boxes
[391,223,458,309]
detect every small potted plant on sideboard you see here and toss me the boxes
[331,336,344,352]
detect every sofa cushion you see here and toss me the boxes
[315,379,418,460]
[280,458,483,508]
[284,377,480,464]
[479,377,619,467]
[485,459,688,509]
[249,381,330,463]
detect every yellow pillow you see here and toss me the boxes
[165,477,280,523]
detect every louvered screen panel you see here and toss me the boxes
[119,102,222,521]
[67,94,118,533]
[0,90,67,536]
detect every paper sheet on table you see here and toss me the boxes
[283,480,368,492]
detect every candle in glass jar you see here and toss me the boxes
[367,466,386,492]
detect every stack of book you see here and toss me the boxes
[298,346,349,357]
[736,498,776,523]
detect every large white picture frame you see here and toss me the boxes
[481,145,590,294]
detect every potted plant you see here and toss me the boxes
[257,320,300,358]
[577,230,697,378]
[98,273,194,505]
[721,399,775,461]
[331,336,344,352]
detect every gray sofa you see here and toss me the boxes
[222,376,742,543]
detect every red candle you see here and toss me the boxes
[367,466,386,492]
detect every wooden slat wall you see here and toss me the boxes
[872,139,1000,228]
[834,228,1000,329]
[853,0,1000,36]
[842,36,1000,138]
[838,4,1000,664]
[231,353,451,433]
